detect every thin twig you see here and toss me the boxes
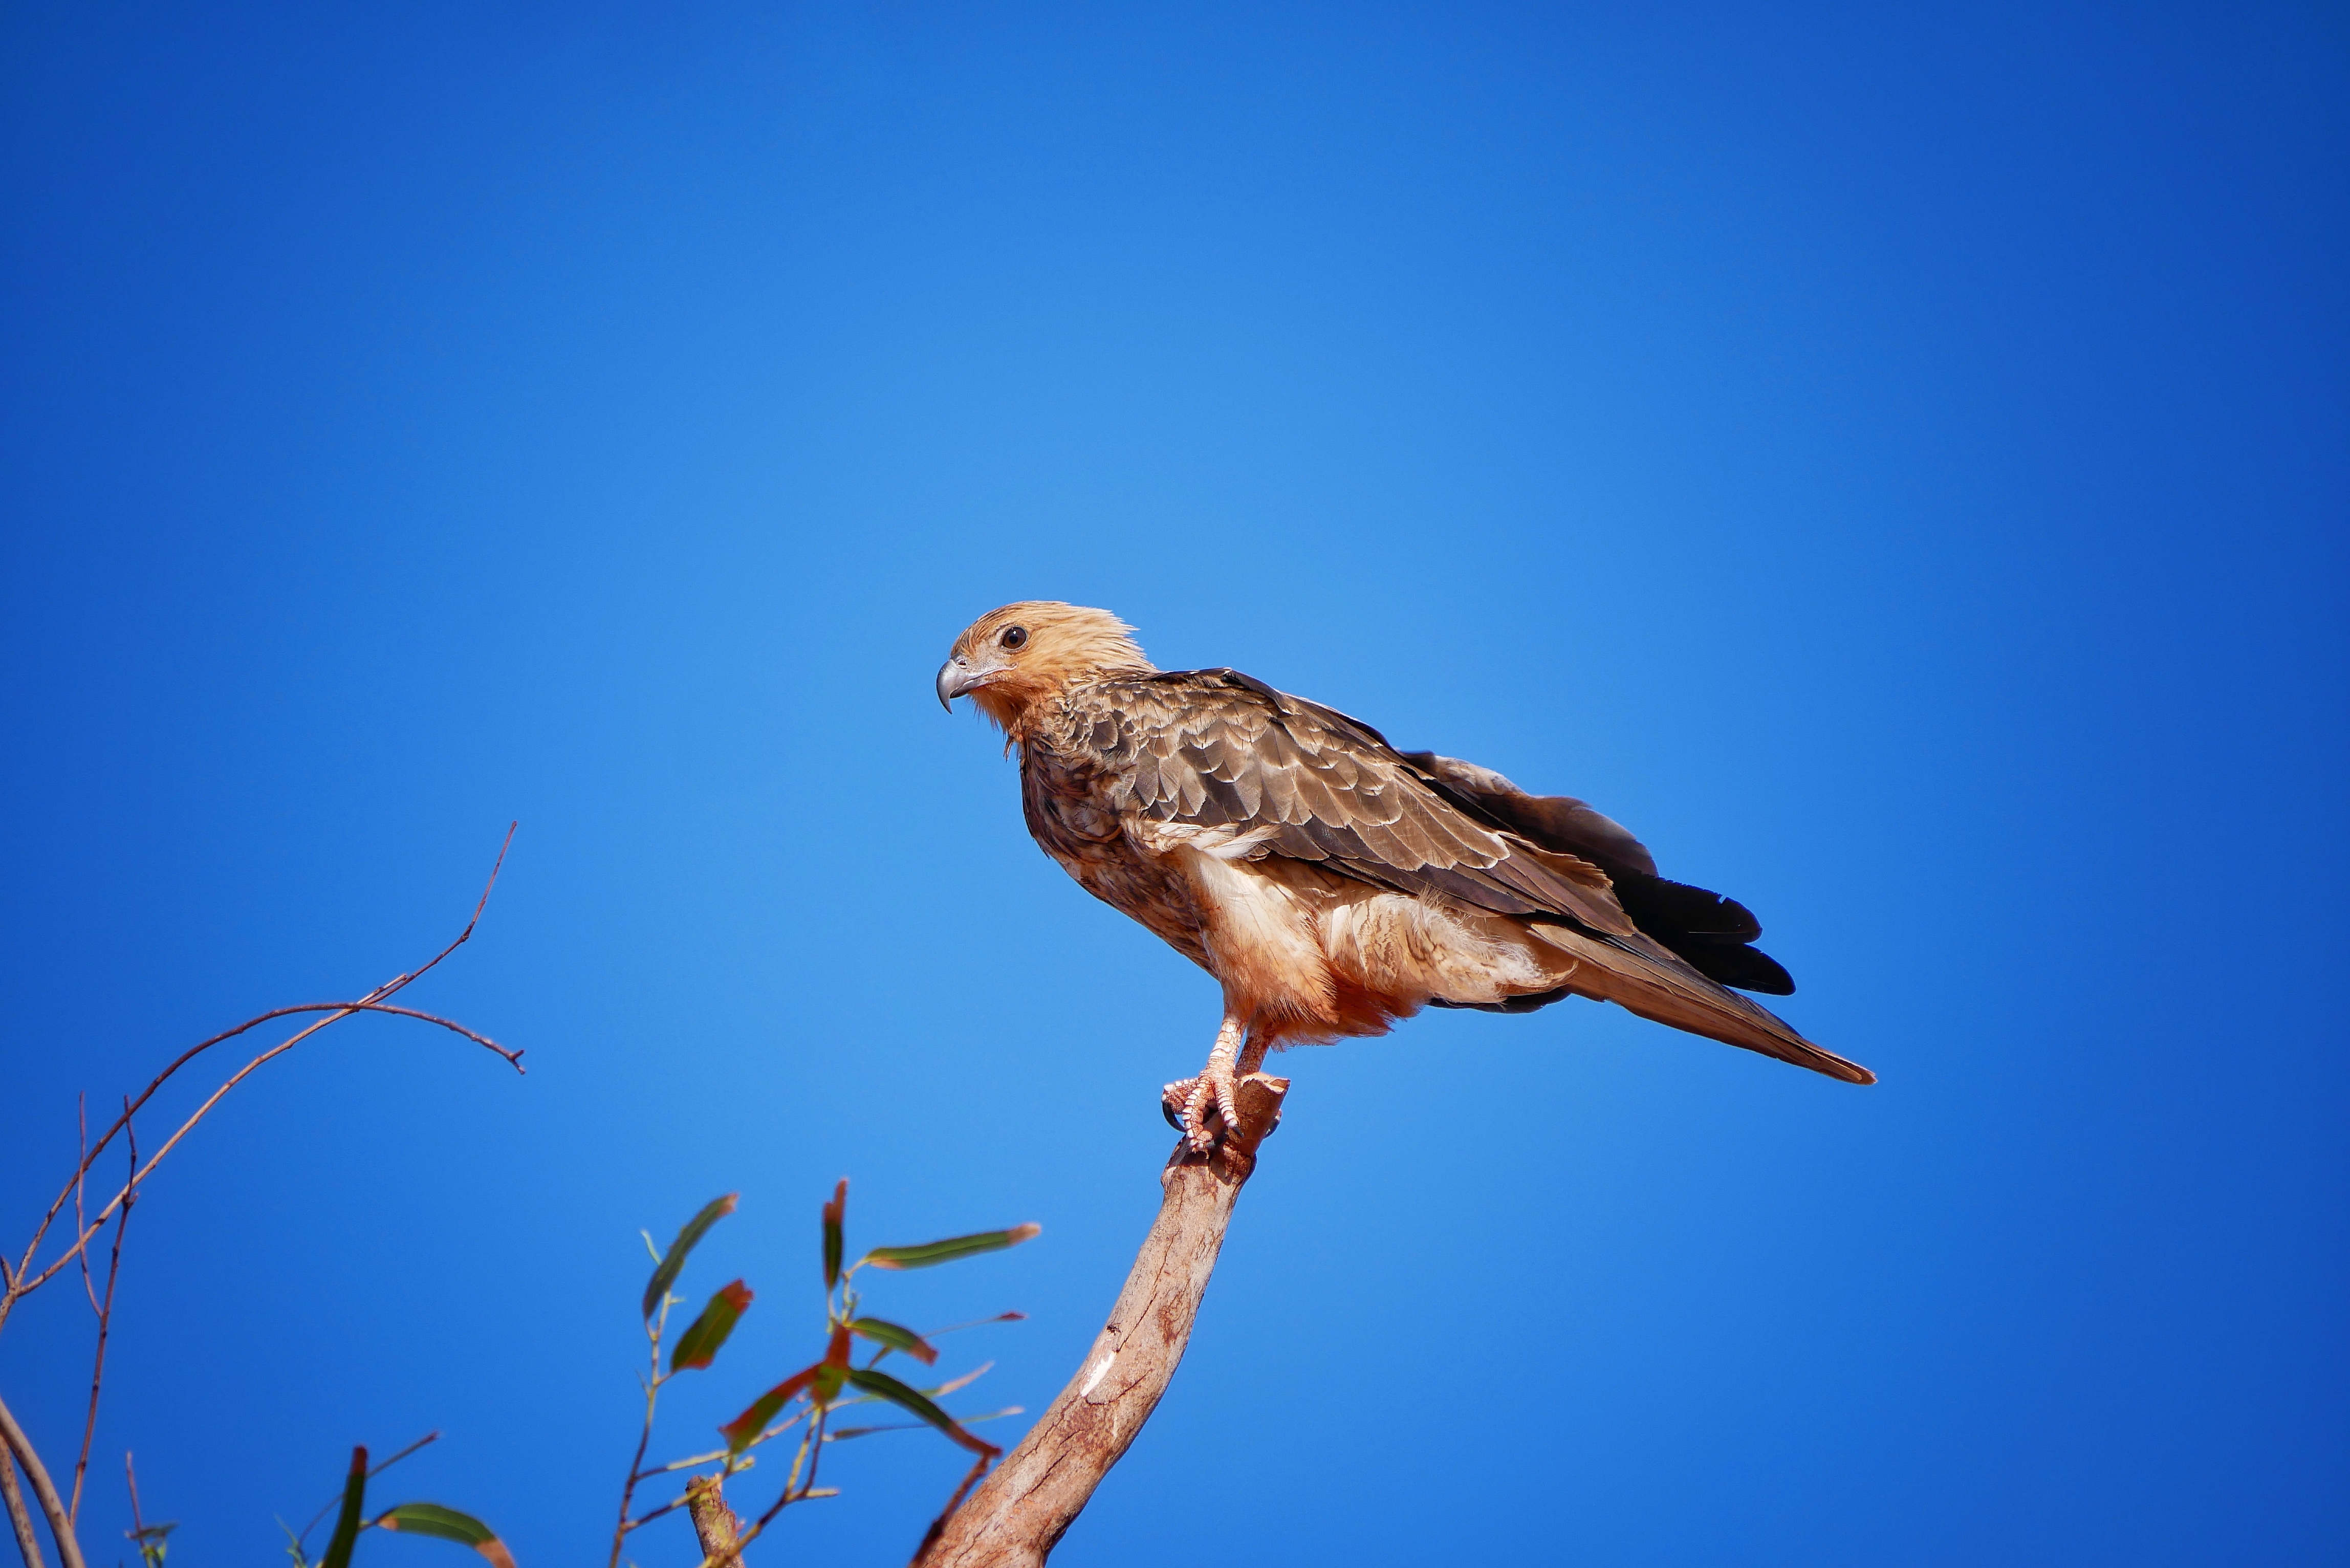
[1,827,514,1335]
[292,1433,439,1552]
[9,1003,518,1308]
[67,1114,133,1526]
[625,1495,689,1529]
[652,1409,808,1474]
[923,1314,1026,1339]
[364,1432,442,1481]
[910,1452,995,1566]
[72,1103,94,1318]
[1,823,519,1329]
[797,1405,832,1507]
[607,1296,671,1564]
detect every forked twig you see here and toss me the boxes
[1,824,519,1331]
[67,1112,132,1526]
[0,828,518,1568]
[291,1433,440,1553]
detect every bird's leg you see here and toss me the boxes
[1234,1033,1270,1076]
[1164,1014,1248,1155]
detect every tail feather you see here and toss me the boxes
[1527,923,1875,1085]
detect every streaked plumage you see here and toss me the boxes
[938,602,1870,1149]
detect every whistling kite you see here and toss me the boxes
[937,603,1871,1150]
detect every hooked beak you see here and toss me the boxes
[935,653,1006,711]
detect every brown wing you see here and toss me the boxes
[1060,669,1870,1085]
[1400,752,1798,995]
[1073,669,1636,935]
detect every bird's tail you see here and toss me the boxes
[1527,922,1876,1084]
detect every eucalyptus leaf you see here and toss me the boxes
[669,1280,753,1373]
[844,1368,999,1456]
[722,1366,816,1454]
[822,1179,847,1290]
[642,1194,736,1321]
[373,1505,516,1568]
[858,1224,1039,1272]
[847,1316,938,1365]
[319,1449,367,1568]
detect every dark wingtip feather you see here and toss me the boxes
[1680,943,1795,995]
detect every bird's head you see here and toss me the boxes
[937,602,1153,733]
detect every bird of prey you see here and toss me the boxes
[937,602,1872,1151]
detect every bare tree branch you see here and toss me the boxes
[0,828,516,1568]
[0,1397,84,1568]
[1,825,519,1329]
[67,1112,132,1527]
[921,1074,1289,1568]
[71,1105,93,1319]
[1,1449,43,1568]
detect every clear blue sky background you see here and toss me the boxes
[3,4,2343,1564]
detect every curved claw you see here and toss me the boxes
[1161,1064,1250,1153]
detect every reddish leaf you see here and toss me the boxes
[844,1368,1002,1457]
[848,1317,939,1366]
[373,1505,515,1568]
[822,1179,847,1290]
[721,1366,816,1454]
[669,1280,753,1373]
[859,1224,1039,1271]
[643,1194,737,1321]
[320,1448,367,1568]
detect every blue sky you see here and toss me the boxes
[2,3,2343,1563]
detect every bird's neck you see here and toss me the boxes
[979,664,1145,742]
[974,679,1055,740]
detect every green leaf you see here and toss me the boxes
[858,1224,1039,1272]
[130,1522,177,1568]
[373,1506,516,1568]
[721,1366,816,1454]
[319,1448,368,1568]
[843,1368,1001,1456]
[821,1179,847,1290]
[642,1194,736,1320]
[832,1406,1020,1441]
[847,1316,939,1365]
[669,1280,752,1373]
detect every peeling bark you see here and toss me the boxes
[923,1074,1287,1567]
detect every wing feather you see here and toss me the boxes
[1072,669,1636,935]
[1037,665,1859,1081]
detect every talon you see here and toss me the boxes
[1184,1074,1217,1152]
[1162,1065,1237,1152]
[1162,1076,1212,1147]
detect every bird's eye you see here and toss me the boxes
[999,625,1028,650]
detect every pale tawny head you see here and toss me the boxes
[936,602,1154,732]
